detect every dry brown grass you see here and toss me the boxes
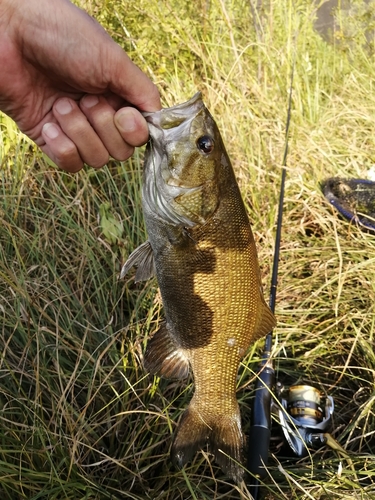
[0,0,374,498]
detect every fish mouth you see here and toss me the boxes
[142,92,204,131]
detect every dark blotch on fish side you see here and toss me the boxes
[322,177,375,232]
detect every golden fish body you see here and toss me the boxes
[121,93,275,482]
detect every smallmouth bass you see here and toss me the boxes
[121,93,275,482]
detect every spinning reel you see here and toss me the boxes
[275,383,335,458]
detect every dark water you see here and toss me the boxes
[315,0,340,40]
[315,0,374,45]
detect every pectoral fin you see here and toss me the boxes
[120,240,155,282]
[144,322,190,380]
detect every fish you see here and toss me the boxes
[121,92,276,482]
[322,177,375,232]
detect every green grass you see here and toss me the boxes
[1,0,375,498]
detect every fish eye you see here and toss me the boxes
[196,135,214,154]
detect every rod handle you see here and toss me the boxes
[247,365,274,478]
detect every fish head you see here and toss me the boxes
[142,93,225,227]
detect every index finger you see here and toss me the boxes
[106,46,161,112]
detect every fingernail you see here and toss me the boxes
[81,95,99,108]
[42,123,59,139]
[55,98,73,115]
[116,110,136,133]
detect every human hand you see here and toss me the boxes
[0,0,161,172]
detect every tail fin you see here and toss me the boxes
[171,403,244,483]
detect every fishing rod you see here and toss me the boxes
[247,78,291,496]
[247,65,338,497]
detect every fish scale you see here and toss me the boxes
[121,92,275,482]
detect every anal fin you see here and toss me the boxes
[144,322,190,380]
[120,240,155,282]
